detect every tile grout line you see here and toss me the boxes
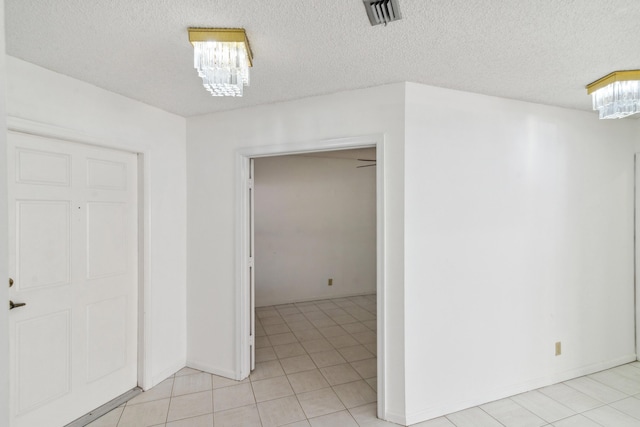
[561,379,628,406]
[582,371,640,397]
[551,412,607,427]
[246,373,265,427]
[476,405,508,427]
[164,373,176,425]
[114,404,126,427]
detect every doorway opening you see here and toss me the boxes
[236,135,387,419]
[253,148,376,306]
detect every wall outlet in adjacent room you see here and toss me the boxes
[328,278,333,286]
[555,341,561,356]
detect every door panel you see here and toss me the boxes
[86,158,127,190]
[86,296,128,382]
[8,132,138,427]
[15,148,70,186]
[86,202,128,278]
[15,310,71,414]
[17,201,70,289]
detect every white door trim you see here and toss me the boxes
[235,134,388,419]
[6,116,152,390]
[635,154,640,360]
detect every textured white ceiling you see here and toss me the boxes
[5,1,640,117]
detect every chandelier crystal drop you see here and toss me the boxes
[188,28,253,97]
[586,71,640,119]
[193,41,250,96]
[590,80,640,120]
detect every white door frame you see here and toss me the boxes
[235,134,387,418]
[636,154,640,360]
[6,117,152,390]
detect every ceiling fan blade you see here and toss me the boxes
[357,158,376,162]
[357,164,376,168]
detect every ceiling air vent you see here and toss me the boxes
[363,0,402,26]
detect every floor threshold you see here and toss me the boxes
[65,387,142,427]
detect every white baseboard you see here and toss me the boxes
[186,360,239,380]
[383,410,407,426]
[148,359,187,391]
[256,290,376,308]
[404,354,637,425]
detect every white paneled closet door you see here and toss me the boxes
[8,132,138,427]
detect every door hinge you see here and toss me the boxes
[249,335,255,346]
[248,179,254,190]
[248,257,254,268]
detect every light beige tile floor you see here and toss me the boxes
[88,294,640,427]
[413,362,640,427]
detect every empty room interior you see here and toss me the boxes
[252,148,379,424]
[1,1,640,427]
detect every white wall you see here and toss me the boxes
[403,82,638,423]
[0,1,10,424]
[186,84,406,420]
[254,154,376,306]
[5,57,188,388]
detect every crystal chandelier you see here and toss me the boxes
[188,28,253,97]
[586,70,640,119]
